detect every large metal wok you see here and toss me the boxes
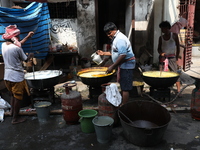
[142,71,180,88]
[25,70,62,89]
[77,67,115,87]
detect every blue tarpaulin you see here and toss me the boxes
[0,2,50,59]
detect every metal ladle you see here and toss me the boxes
[30,37,35,79]
[118,109,135,125]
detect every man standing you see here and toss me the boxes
[157,21,181,96]
[97,22,136,105]
[2,25,34,124]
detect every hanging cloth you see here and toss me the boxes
[105,83,122,107]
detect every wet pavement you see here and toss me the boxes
[1,104,200,150]
[1,57,200,150]
[1,78,200,150]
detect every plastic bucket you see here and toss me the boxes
[92,116,114,143]
[78,109,98,133]
[34,101,51,122]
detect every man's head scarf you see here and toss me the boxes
[2,25,21,47]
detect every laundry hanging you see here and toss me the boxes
[0,2,51,59]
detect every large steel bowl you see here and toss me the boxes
[77,67,115,87]
[142,71,180,88]
[25,70,62,89]
[118,100,171,147]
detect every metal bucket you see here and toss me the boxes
[92,116,114,143]
[34,101,51,122]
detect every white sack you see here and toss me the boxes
[0,97,11,122]
[0,96,11,109]
[105,83,122,107]
[0,109,4,122]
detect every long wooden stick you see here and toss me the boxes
[4,106,99,116]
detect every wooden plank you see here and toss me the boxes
[4,106,190,116]
[4,106,99,116]
[39,55,55,71]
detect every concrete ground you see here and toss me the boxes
[1,57,200,150]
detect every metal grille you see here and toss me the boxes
[48,1,77,19]
[179,0,196,72]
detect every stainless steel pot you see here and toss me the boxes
[24,70,62,89]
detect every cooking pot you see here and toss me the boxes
[25,70,62,89]
[142,71,180,88]
[118,100,171,147]
[77,67,115,87]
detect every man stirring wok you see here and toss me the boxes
[157,21,182,97]
[97,22,136,106]
[2,25,34,124]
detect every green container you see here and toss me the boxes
[78,109,98,133]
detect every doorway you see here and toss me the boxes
[95,0,126,50]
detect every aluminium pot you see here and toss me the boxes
[77,67,115,87]
[24,70,62,89]
[142,71,180,88]
[118,100,171,147]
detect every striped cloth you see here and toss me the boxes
[0,2,50,59]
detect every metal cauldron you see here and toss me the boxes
[142,71,180,88]
[77,67,115,87]
[118,100,171,147]
[24,70,62,89]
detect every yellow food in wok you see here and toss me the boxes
[133,81,144,86]
[79,71,113,78]
[143,71,179,78]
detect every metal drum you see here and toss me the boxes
[61,82,82,124]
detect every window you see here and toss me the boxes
[13,2,31,8]
[48,1,77,19]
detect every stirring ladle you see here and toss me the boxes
[118,109,135,125]
[32,60,35,79]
